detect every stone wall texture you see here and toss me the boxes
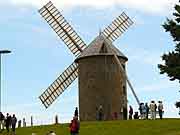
[77,55,127,121]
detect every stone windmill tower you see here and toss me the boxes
[75,35,128,120]
[38,1,140,121]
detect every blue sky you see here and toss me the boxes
[0,0,180,125]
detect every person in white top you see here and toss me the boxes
[141,103,146,119]
[158,101,164,119]
[149,101,156,120]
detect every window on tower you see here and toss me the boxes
[122,64,125,70]
[123,86,126,95]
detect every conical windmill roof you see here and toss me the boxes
[75,34,128,62]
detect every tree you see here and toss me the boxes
[175,101,180,115]
[158,2,180,83]
[175,101,180,108]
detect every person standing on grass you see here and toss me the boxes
[149,101,156,120]
[74,107,78,118]
[5,113,11,133]
[139,103,143,119]
[0,112,5,131]
[113,112,118,120]
[129,106,133,120]
[11,114,17,135]
[133,112,139,119]
[158,101,164,119]
[18,120,21,128]
[154,102,157,119]
[98,105,103,121]
[145,103,149,120]
[69,116,80,135]
[141,103,146,119]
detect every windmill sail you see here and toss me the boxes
[102,12,133,42]
[39,62,78,108]
[39,1,87,57]
[103,13,140,105]
[113,54,140,105]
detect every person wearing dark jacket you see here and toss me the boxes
[145,103,149,119]
[139,103,143,119]
[5,113,11,133]
[74,107,78,118]
[11,114,17,134]
[155,102,157,119]
[129,106,133,120]
[69,116,80,135]
[134,112,139,119]
[98,105,103,121]
[0,112,4,131]
[158,101,164,119]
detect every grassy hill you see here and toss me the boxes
[0,119,180,135]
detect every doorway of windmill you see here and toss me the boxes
[123,107,127,120]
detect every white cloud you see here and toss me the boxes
[1,0,178,14]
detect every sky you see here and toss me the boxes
[0,0,180,125]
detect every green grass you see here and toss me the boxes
[1,119,180,135]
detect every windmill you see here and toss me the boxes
[38,1,140,121]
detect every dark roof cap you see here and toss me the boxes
[75,34,128,62]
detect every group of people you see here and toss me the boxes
[0,112,17,134]
[129,101,164,120]
[69,102,162,135]
[49,102,164,135]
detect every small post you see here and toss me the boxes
[31,116,33,127]
[55,115,58,124]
